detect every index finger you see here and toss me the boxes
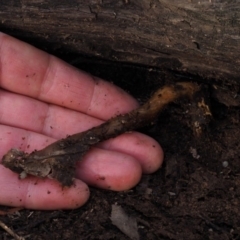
[0,32,138,120]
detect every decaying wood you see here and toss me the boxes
[1,82,198,186]
[0,1,240,87]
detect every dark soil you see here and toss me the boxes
[1,53,240,240]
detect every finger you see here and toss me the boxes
[0,90,164,173]
[98,132,164,174]
[0,125,142,191]
[0,89,102,138]
[76,148,142,191]
[0,116,163,174]
[0,32,138,120]
[0,165,90,210]
[0,125,55,156]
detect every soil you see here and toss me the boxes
[0,51,240,240]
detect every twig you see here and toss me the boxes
[0,220,25,240]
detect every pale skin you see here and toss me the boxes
[0,33,163,210]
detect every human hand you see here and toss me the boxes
[0,33,163,210]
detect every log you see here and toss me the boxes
[0,0,240,87]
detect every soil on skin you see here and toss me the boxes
[1,53,240,240]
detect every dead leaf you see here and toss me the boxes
[110,205,139,240]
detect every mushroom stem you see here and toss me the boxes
[1,82,198,186]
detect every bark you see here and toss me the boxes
[0,0,239,86]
